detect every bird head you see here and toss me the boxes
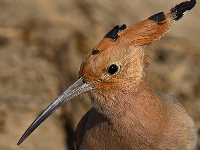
[17,0,196,145]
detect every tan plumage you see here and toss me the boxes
[18,0,197,149]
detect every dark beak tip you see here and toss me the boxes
[17,139,22,145]
[17,135,26,145]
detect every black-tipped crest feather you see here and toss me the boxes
[171,0,196,20]
[149,12,165,23]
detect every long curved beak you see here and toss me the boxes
[17,77,93,145]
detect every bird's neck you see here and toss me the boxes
[90,75,169,144]
[91,75,165,124]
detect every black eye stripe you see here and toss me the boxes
[107,64,119,75]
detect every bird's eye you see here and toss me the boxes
[107,64,119,75]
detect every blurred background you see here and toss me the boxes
[0,0,199,149]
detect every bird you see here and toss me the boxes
[18,0,197,149]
